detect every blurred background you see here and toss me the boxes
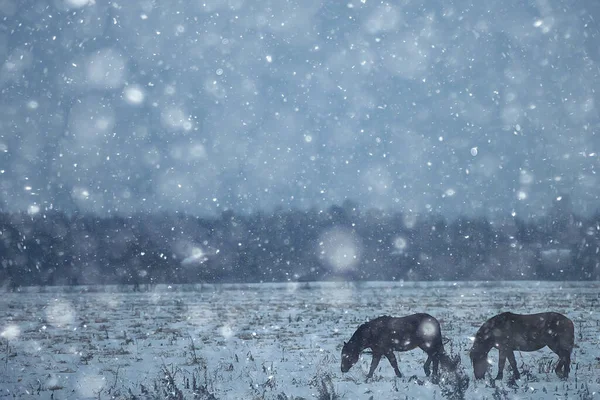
[1,0,599,217]
[0,0,599,286]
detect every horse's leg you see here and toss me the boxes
[384,351,403,378]
[555,352,570,379]
[495,349,507,380]
[563,352,571,378]
[430,353,441,384]
[548,342,572,379]
[431,353,440,378]
[423,355,432,376]
[507,350,520,380]
[554,358,564,378]
[367,353,382,379]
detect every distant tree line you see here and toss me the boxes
[0,198,599,288]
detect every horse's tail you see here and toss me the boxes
[439,352,459,372]
[564,316,576,349]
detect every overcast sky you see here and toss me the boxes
[0,0,599,218]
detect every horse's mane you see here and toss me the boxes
[349,321,370,343]
[347,315,392,348]
[472,314,507,355]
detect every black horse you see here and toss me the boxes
[341,314,456,380]
[470,312,574,381]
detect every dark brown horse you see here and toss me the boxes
[341,314,456,380]
[470,312,574,381]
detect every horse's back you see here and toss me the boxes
[413,312,438,321]
[371,313,438,326]
[518,312,573,332]
[493,311,575,351]
[397,313,439,324]
[387,313,440,331]
[494,311,571,325]
[483,312,573,335]
[368,314,442,340]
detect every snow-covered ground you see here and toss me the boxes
[1,281,599,399]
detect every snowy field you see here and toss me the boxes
[1,281,599,399]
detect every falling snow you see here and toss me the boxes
[0,1,596,216]
[0,1,598,399]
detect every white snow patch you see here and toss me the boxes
[181,247,208,266]
[78,374,106,398]
[64,0,91,9]
[220,324,234,339]
[1,324,20,340]
[27,204,40,215]
[318,228,362,272]
[392,236,408,254]
[123,85,145,105]
[418,320,439,339]
[46,300,75,328]
[71,187,91,201]
[444,188,456,197]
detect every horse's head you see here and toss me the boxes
[469,346,489,380]
[341,341,359,373]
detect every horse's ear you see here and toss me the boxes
[343,341,347,345]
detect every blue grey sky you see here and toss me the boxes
[0,0,598,218]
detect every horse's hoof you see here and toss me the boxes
[408,375,424,385]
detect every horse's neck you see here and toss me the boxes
[475,331,495,354]
[351,326,371,352]
[478,340,493,354]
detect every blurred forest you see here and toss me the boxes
[1,198,599,289]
